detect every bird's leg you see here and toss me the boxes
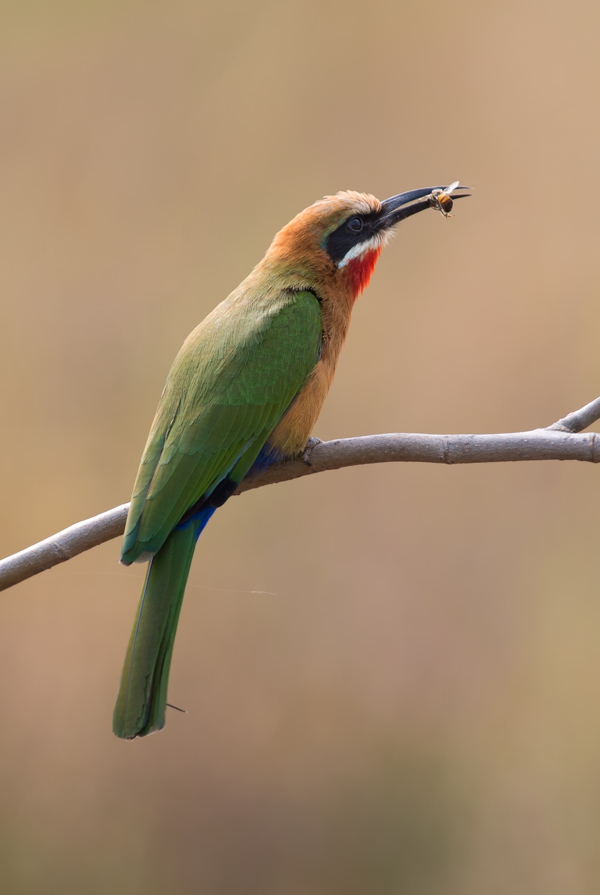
[302,436,323,467]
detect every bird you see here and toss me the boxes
[113,183,468,739]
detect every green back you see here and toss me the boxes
[121,290,322,563]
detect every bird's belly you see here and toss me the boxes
[267,360,332,458]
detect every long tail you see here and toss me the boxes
[113,511,212,739]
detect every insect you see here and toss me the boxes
[429,181,460,218]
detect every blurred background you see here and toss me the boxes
[1,0,600,891]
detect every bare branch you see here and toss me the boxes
[237,427,600,492]
[547,395,600,433]
[2,398,600,592]
[0,505,130,592]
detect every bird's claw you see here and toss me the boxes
[302,436,322,466]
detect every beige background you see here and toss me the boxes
[1,1,600,892]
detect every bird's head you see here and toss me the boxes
[265,185,467,301]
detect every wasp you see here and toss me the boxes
[428,181,460,218]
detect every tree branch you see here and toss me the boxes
[2,397,600,592]
[546,395,600,433]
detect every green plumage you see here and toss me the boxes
[113,519,201,738]
[114,289,322,738]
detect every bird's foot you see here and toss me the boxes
[302,436,322,467]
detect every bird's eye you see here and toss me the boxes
[347,217,363,232]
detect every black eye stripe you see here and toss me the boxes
[325,211,379,264]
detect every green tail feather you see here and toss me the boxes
[113,519,201,739]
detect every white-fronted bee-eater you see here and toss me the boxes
[114,183,469,739]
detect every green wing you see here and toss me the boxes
[121,290,321,564]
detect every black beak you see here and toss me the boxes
[378,184,471,228]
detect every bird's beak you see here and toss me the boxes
[378,184,470,228]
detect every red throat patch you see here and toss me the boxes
[346,247,383,298]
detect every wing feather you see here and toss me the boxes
[122,290,321,563]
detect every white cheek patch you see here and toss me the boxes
[338,231,390,267]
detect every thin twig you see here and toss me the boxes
[547,395,600,433]
[2,397,600,592]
